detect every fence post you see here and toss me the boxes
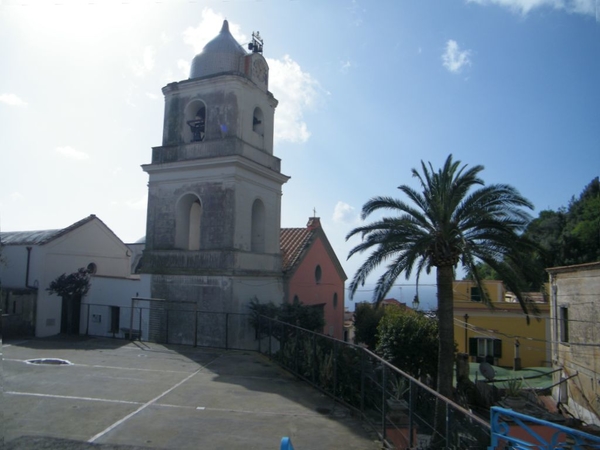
[333,340,338,397]
[312,333,317,384]
[139,307,142,340]
[165,309,169,344]
[194,305,198,348]
[268,319,272,358]
[360,350,365,415]
[445,401,450,447]
[382,364,387,442]
[129,298,135,341]
[225,313,229,350]
[408,379,414,448]
[86,304,90,336]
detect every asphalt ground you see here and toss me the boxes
[2,336,382,450]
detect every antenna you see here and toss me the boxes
[248,31,263,54]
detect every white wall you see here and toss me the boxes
[81,275,151,338]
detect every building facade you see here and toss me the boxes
[281,217,347,340]
[547,262,600,427]
[140,21,289,346]
[0,215,145,338]
[453,279,551,368]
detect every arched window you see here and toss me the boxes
[175,194,202,250]
[252,107,264,136]
[315,265,322,284]
[251,199,265,252]
[293,295,300,305]
[333,292,338,309]
[184,100,207,143]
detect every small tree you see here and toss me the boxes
[376,306,439,383]
[47,268,91,334]
[248,297,325,336]
[352,302,384,350]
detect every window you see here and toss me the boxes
[184,100,207,143]
[470,286,481,302]
[333,292,338,309]
[252,107,264,136]
[110,306,120,334]
[251,199,265,252]
[175,194,202,250]
[187,106,206,142]
[469,337,502,363]
[315,265,322,284]
[293,295,300,304]
[560,306,569,343]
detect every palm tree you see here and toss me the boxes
[346,154,535,400]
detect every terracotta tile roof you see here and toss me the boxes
[280,227,315,272]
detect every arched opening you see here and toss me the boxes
[175,194,202,250]
[252,107,264,136]
[184,100,207,143]
[315,265,322,284]
[189,200,201,251]
[251,199,265,252]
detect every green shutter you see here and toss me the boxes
[469,337,477,356]
[493,339,502,358]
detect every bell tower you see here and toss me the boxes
[141,21,289,346]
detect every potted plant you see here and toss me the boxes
[387,376,409,412]
[503,377,526,409]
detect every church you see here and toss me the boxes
[139,20,346,344]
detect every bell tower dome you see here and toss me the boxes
[140,21,289,346]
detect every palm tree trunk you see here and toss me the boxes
[432,264,456,448]
[436,264,455,399]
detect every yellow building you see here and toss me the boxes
[453,280,551,368]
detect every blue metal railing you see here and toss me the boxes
[280,436,295,450]
[489,406,600,449]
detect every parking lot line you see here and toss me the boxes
[87,365,205,443]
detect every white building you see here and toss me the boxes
[548,261,600,427]
[1,215,149,338]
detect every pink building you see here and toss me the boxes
[280,217,347,340]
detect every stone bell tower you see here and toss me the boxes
[141,21,289,346]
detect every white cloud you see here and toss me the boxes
[10,192,24,201]
[55,146,89,161]
[131,45,155,77]
[183,8,248,54]
[333,201,359,224]
[340,59,353,73]
[466,0,598,19]
[125,195,147,210]
[177,59,191,78]
[442,40,472,73]
[0,93,27,107]
[145,92,159,100]
[268,55,322,144]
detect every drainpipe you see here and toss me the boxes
[25,247,38,290]
[25,247,32,287]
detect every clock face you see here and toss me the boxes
[253,59,268,85]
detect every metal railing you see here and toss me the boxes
[82,302,258,351]
[256,316,491,449]
[489,406,600,449]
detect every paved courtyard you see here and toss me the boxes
[2,336,382,450]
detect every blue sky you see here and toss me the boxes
[1,0,599,310]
